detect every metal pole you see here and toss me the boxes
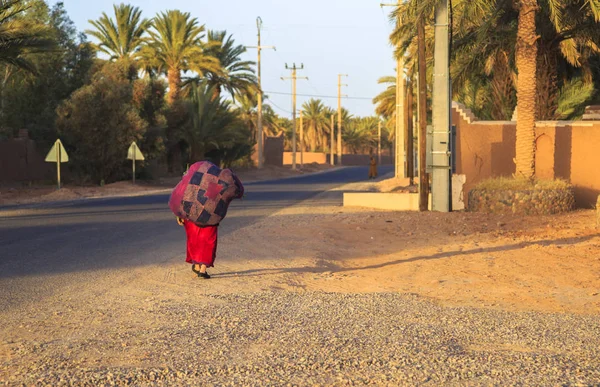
[330,114,335,165]
[378,120,382,165]
[132,146,136,185]
[431,0,451,212]
[299,110,304,168]
[56,140,60,190]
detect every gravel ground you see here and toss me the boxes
[2,291,599,386]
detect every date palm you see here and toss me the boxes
[86,3,150,60]
[343,117,377,154]
[0,0,54,120]
[301,98,328,152]
[139,10,221,105]
[390,0,600,178]
[373,76,396,120]
[0,0,54,74]
[194,30,257,102]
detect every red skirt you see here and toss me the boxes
[184,221,218,267]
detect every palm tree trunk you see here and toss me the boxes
[310,123,317,152]
[167,67,182,105]
[417,17,429,211]
[515,0,538,178]
[212,85,221,101]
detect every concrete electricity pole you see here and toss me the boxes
[378,119,382,165]
[281,63,307,170]
[381,1,406,179]
[299,110,304,168]
[330,114,335,165]
[246,17,275,169]
[431,0,452,211]
[337,74,348,165]
[406,78,415,184]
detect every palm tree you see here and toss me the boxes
[373,75,396,120]
[0,0,54,119]
[301,98,328,152]
[86,3,150,60]
[139,10,221,105]
[187,30,257,102]
[513,0,538,178]
[391,0,600,178]
[343,117,377,154]
[183,81,242,162]
[236,93,257,140]
[0,0,54,73]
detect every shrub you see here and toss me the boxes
[56,62,147,184]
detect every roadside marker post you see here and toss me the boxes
[44,139,69,190]
[127,142,145,184]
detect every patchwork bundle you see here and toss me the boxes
[168,161,244,226]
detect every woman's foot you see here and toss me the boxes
[198,264,210,279]
[191,264,200,274]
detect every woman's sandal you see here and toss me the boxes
[198,271,211,279]
[191,265,200,275]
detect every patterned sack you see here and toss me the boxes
[168,161,244,226]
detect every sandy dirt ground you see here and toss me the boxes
[0,163,334,207]
[1,175,599,385]
[206,181,600,316]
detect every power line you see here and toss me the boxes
[264,90,373,101]
[266,99,292,115]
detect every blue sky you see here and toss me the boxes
[62,0,396,118]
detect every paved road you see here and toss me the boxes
[0,166,391,306]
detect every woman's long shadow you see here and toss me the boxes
[215,234,598,278]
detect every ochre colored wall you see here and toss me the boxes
[283,152,394,166]
[453,102,600,208]
[568,123,600,206]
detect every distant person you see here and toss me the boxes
[368,153,378,179]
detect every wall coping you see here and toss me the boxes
[451,101,600,127]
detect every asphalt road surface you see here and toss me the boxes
[0,166,392,307]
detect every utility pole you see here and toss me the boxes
[337,74,348,165]
[330,114,335,165]
[431,0,451,211]
[281,63,307,170]
[381,1,406,179]
[246,17,275,169]
[299,110,304,168]
[406,78,415,184]
[378,119,382,165]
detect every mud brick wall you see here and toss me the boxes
[453,102,600,208]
